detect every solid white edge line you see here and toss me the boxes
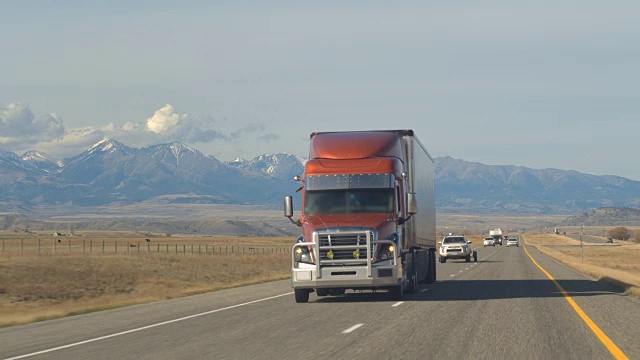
[392,301,404,307]
[342,324,364,334]
[7,292,294,360]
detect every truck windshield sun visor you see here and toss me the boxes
[306,174,394,191]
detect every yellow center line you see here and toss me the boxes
[522,238,629,360]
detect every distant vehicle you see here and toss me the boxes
[490,228,504,246]
[483,237,495,247]
[606,237,614,244]
[439,235,477,263]
[506,238,519,247]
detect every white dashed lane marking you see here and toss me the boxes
[342,324,364,334]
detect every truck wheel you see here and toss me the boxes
[294,289,310,303]
[389,285,404,301]
[473,251,478,262]
[439,256,446,263]
[316,288,328,297]
[465,254,471,262]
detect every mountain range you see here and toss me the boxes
[1,140,640,215]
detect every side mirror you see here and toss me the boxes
[407,193,418,215]
[284,196,293,218]
[468,241,472,244]
[284,196,301,227]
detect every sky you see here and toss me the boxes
[1,1,639,179]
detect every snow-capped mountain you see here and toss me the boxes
[20,151,61,173]
[227,153,305,180]
[2,140,640,213]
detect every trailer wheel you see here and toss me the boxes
[294,289,310,303]
[473,251,478,262]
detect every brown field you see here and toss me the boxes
[524,234,640,297]
[0,232,293,327]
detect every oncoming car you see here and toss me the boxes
[439,235,477,263]
[483,237,495,247]
[506,238,519,247]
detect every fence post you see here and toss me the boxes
[83,239,86,254]
[102,240,105,254]
[38,238,41,255]
[115,241,118,254]
[2,239,4,253]
[53,239,56,255]
[137,242,140,253]
[157,243,160,253]
[90,240,93,253]
[147,242,150,253]
[199,245,201,255]
[21,238,24,255]
[191,245,193,254]
[183,245,186,255]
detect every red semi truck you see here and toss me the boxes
[284,130,437,302]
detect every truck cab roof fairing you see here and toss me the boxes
[310,131,405,160]
[303,157,404,176]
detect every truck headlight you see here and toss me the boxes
[294,235,313,264]
[377,244,395,261]
[376,233,398,261]
[295,247,312,263]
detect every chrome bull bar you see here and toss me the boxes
[292,234,398,280]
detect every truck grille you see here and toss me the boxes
[316,231,373,265]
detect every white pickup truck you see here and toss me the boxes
[439,235,478,263]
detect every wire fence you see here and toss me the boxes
[0,238,291,257]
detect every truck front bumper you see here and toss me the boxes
[291,263,401,289]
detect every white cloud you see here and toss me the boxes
[145,104,186,135]
[0,103,264,159]
[0,103,65,147]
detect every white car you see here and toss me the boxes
[483,237,495,247]
[506,238,519,247]
[439,235,477,263]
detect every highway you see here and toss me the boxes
[1,237,638,359]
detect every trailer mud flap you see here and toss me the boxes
[416,249,429,283]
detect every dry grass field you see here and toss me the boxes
[523,234,640,297]
[0,232,293,327]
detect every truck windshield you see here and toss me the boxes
[304,188,394,215]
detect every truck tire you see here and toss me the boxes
[465,254,471,262]
[439,256,446,263]
[294,289,310,303]
[473,251,478,262]
[389,285,404,301]
[316,288,328,297]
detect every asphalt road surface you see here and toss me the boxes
[2,236,639,359]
